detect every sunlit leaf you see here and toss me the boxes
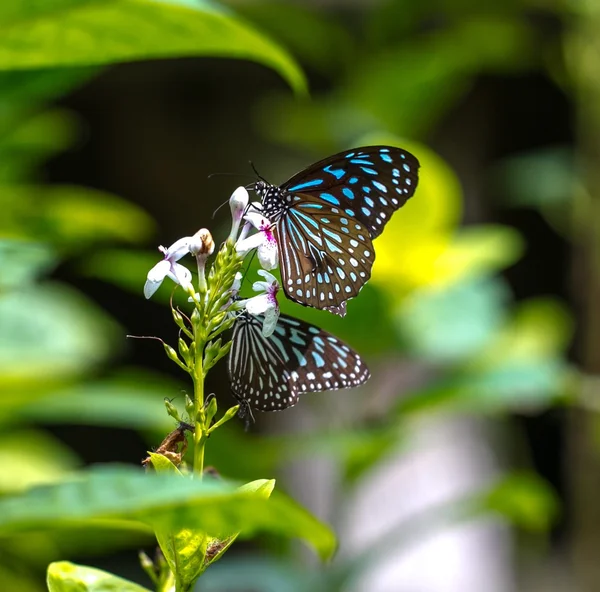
[434,225,524,286]
[362,138,463,295]
[0,185,155,246]
[158,478,276,587]
[0,466,336,561]
[148,452,183,475]
[0,430,79,493]
[0,0,306,94]
[47,561,151,592]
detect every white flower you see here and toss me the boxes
[241,269,280,337]
[235,209,278,270]
[144,237,194,299]
[228,186,249,241]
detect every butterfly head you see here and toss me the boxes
[250,180,286,222]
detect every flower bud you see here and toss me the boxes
[190,228,214,294]
[190,228,215,257]
[228,186,249,241]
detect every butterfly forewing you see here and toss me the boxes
[255,144,419,315]
[281,145,419,239]
[228,311,370,412]
[275,199,375,311]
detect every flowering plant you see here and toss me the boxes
[134,187,292,589]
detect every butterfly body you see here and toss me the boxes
[253,145,419,315]
[228,310,370,412]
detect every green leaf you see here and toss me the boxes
[9,371,178,430]
[472,297,574,367]
[157,478,276,587]
[348,18,534,136]
[0,430,78,493]
[434,225,524,282]
[0,466,336,561]
[232,2,353,75]
[0,185,155,247]
[477,473,559,532]
[0,68,95,105]
[47,561,151,592]
[397,276,510,362]
[0,0,306,94]
[155,524,208,590]
[148,452,183,475]
[0,239,56,289]
[0,110,78,183]
[82,249,179,298]
[0,282,119,381]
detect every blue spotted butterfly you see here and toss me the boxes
[228,310,370,413]
[253,145,419,316]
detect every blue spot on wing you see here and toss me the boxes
[312,352,325,367]
[288,178,324,191]
[323,165,345,180]
[320,192,341,205]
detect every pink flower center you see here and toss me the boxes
[267,282,279,301]
[260,220,276,244]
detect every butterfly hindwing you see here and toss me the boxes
[228,311,370,412]
[275,199,375,312]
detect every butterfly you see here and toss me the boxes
[228,310,370,414]
[252,145,419,316]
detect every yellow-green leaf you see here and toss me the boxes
[0,0,306,94]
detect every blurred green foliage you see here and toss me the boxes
[0,0,578,590]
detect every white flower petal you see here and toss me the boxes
[169,262,192,288]
[146,260,171,283]
[144,278,162,299]
[235,232,264,257]
[165,236,193,260]
[252,280,270,293]
[257,241,278,270]
[256,269,278,283]
[261,305,280,338]
[230,186,249,215]
[243,211,270,230]
[245,293,273,316]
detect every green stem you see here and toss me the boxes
[157,569,176,592]
[192,356,207,478]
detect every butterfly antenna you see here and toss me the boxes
[207,172,255,181]
[249,160,267,183]
[212,198,230,219]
